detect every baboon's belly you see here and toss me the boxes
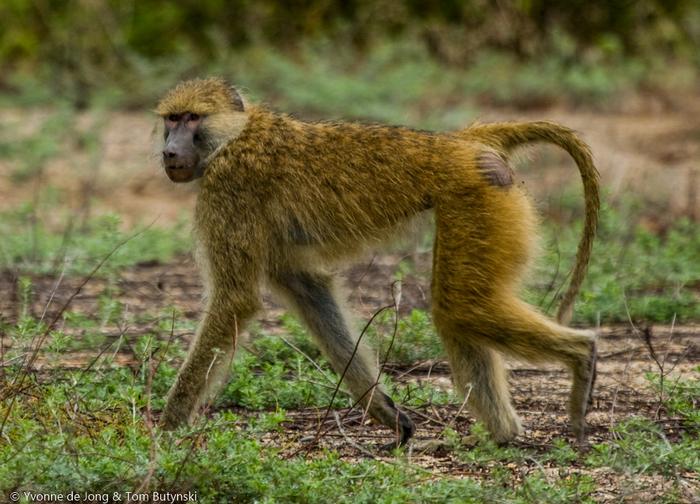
[282,172,433,247]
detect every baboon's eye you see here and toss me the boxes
[189,113,200,121]
[167,114,180,122]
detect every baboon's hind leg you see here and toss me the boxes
[491,300,597,443]
[272,270,415,447]
[439,297,597,443]
[439,329,522,443]
[432,189,596,443]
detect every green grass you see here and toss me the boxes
[0,207,191,276]
[219,321,344,411]
[0,401,592,503]
[649,366,700,429]
[527,198,700,324]
[366,309,444,364]
[200,39,679,120]
[2,304,698,501]
[1,210,697,500]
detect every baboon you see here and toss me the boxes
[156,77,599,446]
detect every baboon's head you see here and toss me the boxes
[156,77,247,183]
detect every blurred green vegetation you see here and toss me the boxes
[1,1,699,110]
[0,205,191,276]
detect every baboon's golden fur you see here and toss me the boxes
[157,78,599,445]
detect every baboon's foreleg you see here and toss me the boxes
[273,271,415,446]
[161,290,260,430]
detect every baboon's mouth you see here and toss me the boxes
[164,165,196,183]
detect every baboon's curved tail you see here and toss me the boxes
[462,121,600,324]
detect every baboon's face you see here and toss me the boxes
[162,112,205,183]
[157,77,247,184]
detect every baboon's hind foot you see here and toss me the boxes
[569,335,598,445]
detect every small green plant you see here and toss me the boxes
[647,366,700,430]
[586,416,700,477]
[667,372,700,430]
[542,438,579,465]
[368,308,444,365]
[454,422,528,466]
[219,327,343,411]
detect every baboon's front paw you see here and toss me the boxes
[379,410,416,451]
[398,410,416,445]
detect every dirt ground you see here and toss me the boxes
[1,101,699,500]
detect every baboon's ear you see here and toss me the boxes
[229,86,245,112]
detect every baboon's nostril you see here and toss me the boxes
[163,150,177,159]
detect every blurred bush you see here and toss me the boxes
[0,0,698,108]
